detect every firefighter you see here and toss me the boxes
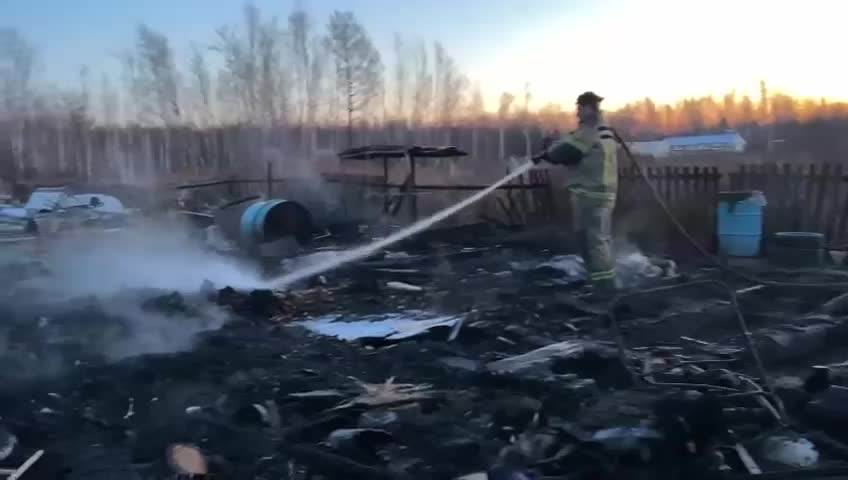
[533,91,618,291]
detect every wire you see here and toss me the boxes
[612,129,848,289]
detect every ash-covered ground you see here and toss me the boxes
[4,227,848,479]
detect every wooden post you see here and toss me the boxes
[266,161,272,199]
[779,164,792,232]
[814,164,830,235]
[831,164,845,242]
[693,167,702,240]
[802,164,817,231]
[383,156,389,213]
[710,167,721,251]
[227,175,236,198]
[407,152,418,221]
[790,164,806,231]
[835,167,848,245]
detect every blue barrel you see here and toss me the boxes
[214,197,312,257]
[238,199,312,252]
[717,191,766,257]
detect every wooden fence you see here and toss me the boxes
[618,163,848,254]
[23,160,848,253]
[617,166,722,255]
[728,164,848,247]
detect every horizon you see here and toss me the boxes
[4,0,847,114]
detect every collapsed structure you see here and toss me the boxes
[2,216,848,479]
[1,143,848,479]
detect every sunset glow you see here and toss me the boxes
[4,0,846,115]
[472,0,848,109]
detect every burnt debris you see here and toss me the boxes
[4,240,848,479]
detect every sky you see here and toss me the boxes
[3,0,848,110]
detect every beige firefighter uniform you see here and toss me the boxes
[546,124,618,288]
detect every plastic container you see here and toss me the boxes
[717,191,766,257]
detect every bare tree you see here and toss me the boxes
[288,7,331,159]
[0,28,36,175]
[257,18,284,125]
[306,37,327,124]
[214,4,288,125]
[64,66,91,130]
[99,74,119,125]
[392,33,408,121]
[0,135,15,185]
[467,83,485,120]
[325,11,383,146]
[758,79,769,120]
[288,7,328,141]
[497,92,515,159]
[50,66,94,177]
[288,8,310,124]
[410,41,431,127]
[188,46,213,125]
[0,28,36,116]
[218,4,260,120]
[118,52,144,123]
[721,91,736,126]
[214,26,247,120]
[432,42,466,125]
[498,92,515,119]
[77,66,91,118]
[135,24,181,124]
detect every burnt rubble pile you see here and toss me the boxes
[6,247,848,478]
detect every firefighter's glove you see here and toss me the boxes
[531,151,549,164]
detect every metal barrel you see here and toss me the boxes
[214,197,313,256]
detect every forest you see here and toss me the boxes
[1,3,847,184]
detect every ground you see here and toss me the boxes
[3,232,848,479]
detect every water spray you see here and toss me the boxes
[271,161,536,288]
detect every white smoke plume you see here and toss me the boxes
[23,219,266,298]
[0,219,267,373]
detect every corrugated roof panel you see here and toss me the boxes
[666,133,745,146]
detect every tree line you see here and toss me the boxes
[3,5,847,135]
[2,3,848,186]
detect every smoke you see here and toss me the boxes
[0,288,232,380]
[99,295,230,361]
[263,146,342,223]
[23,220,266,298]
[0,220,267,377]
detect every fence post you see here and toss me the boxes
[664,166,672,200]
[266,161,272,198]
[693,167,704,240]
[831,164,845,242]
[710,167,721,251]
[672,166,681,202]
[814,163,830,235]
[836,166,848,245]
[800,164,817,231]
[789,164,805,231]
[226,174,236,198]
